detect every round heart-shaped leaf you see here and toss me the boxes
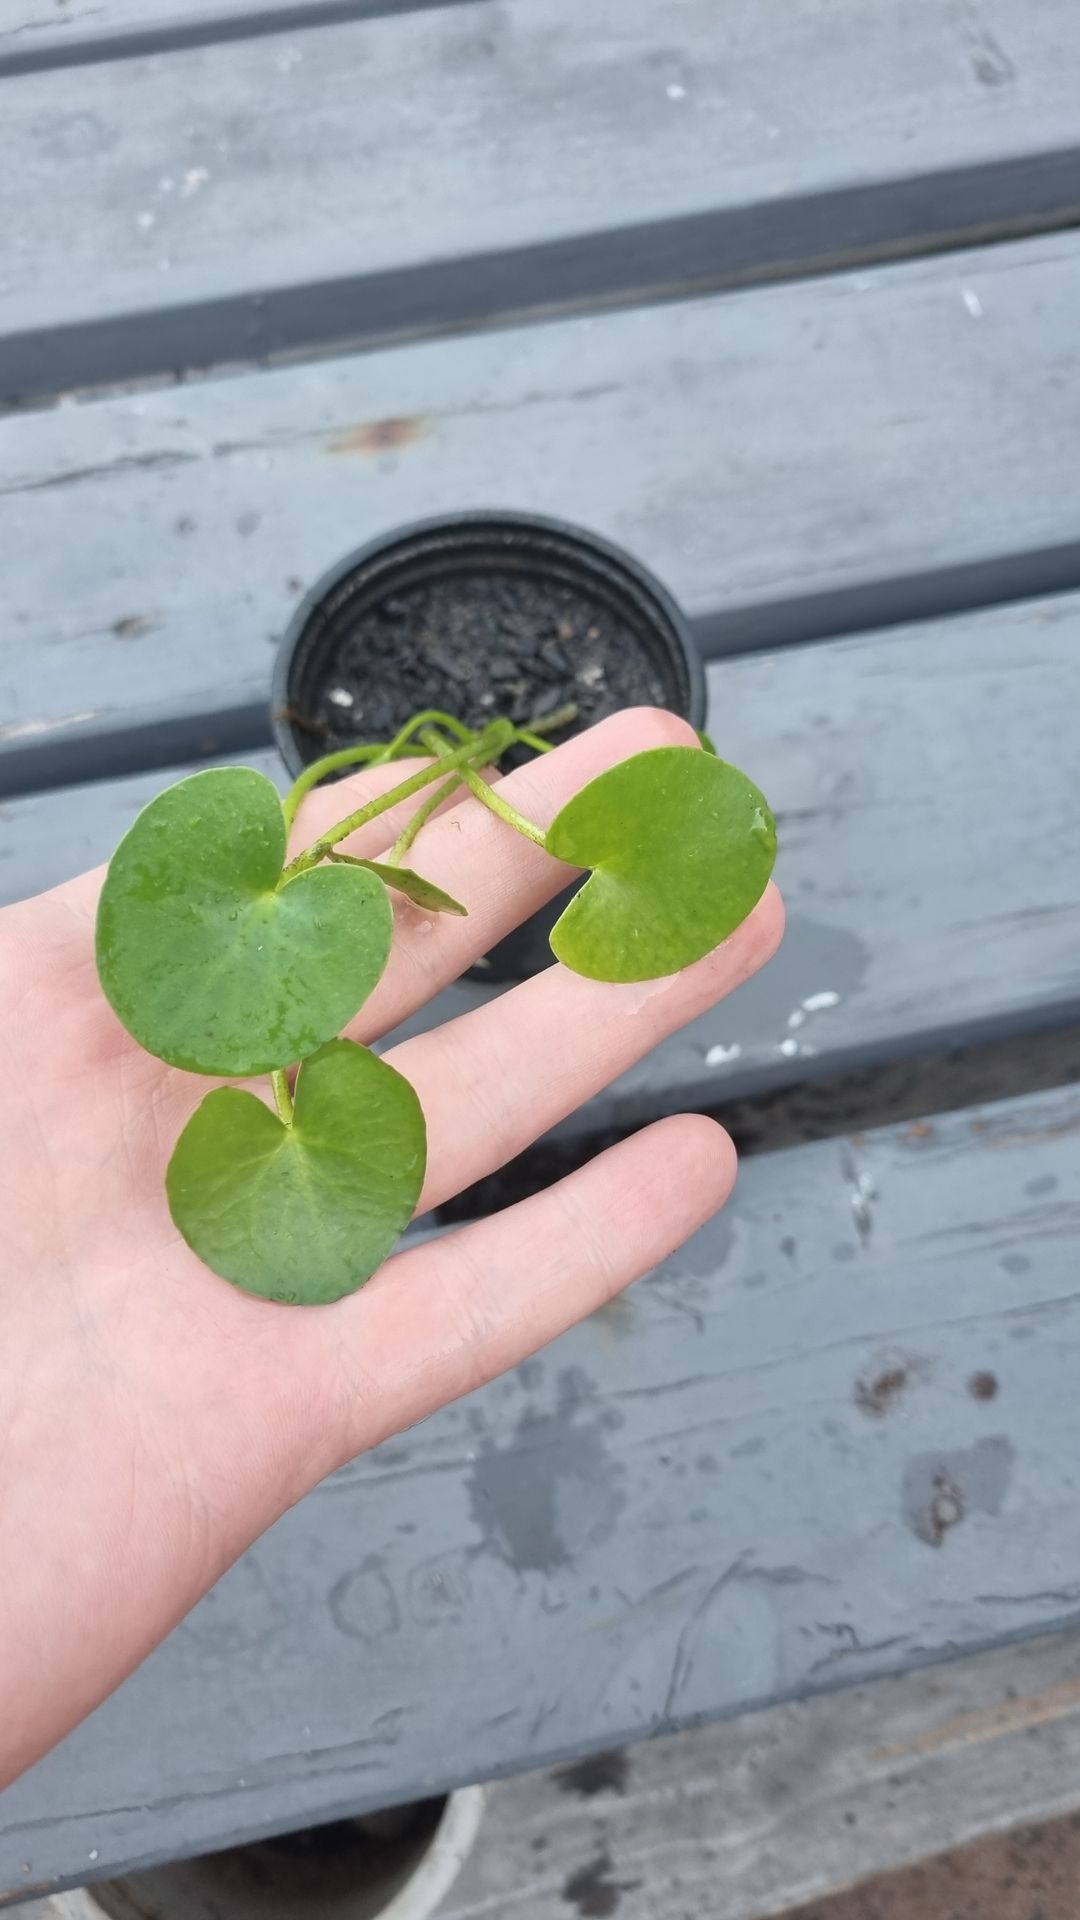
[96,768,393,1075]
[547,746,776,982]
[166,1039,426,1303]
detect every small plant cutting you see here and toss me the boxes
[95,708,776,1306]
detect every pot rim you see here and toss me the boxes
[45,1785,486,1920]
[271,508,705,780]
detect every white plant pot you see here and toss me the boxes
[44,1788,485,1920]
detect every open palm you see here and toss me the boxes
[0,707,782,1787]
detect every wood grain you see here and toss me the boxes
[2,1080,1079,1896]
[5,232,1080,771]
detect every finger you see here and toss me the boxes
[325,1113,736,1460]
[393,880,783,1213]
[343,706,699,1041]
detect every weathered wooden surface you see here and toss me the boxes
[445,1628,1080,1919]
[0,0,1064,87]
[4,0,1080,1896]
[5,0,1079,347]
[0,0,470,68]
[17,1628,1080,1920]
[6,600,1079,1122]
[2,1080,1079,1900]
[6,232,1080,777]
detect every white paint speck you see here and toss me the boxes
[158,175,175,194]
[666,82,686,99]
[88,1850,99,1863]
[853,274,873,293]
[803,990,840,1012]
[579,662,604,687]
[181,166,211,197]
[787,1007,806,1029]
[849,1168,875,1236]
[136,209,155,230]
[705,1042,742,1067]
[329,687,354,708]
[962,288,983,318]
[273,43,304,72]
[779,1037,800,1057]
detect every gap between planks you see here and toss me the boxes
[0,0,482,79]
[5,150,1080,411]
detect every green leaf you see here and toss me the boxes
[546,746,776,982]
[96,767,393,1075]
[166,1039,426,1304]
[333,855,467,917]
[695,728,718,755]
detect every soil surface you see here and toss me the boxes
[297,569,671,756]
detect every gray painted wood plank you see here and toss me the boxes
[0,1,469,77]
[3,0,1078,350]
[17,1629,1080,1918]
[0,751,285,905]
[2,1079,1079,1897]
[5,232,1080,772]
[0,0,277,40]
[5,596,1080,1115]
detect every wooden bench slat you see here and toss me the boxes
[5,595,1080,1116]
[445,1629,1080,1920]
[5,232,1080,777]
[0,0,462,72]
[16,1628,1080,1918]
[3,0,1079,373]
[2,1079,1079,1897]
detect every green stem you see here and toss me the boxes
[389,708,475,751]
[366,708,476,768]
[457,763,548,848]
[282,742,386,833]
[416,724,548,849]
[284,720,515,876]
[271,1069,294,1126]
[523,702,579,738]
[388,773,463,863]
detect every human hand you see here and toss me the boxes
[0,708,782,1787]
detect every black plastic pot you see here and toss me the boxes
[273,512,705,981]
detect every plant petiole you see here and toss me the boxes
[283,719,516,877]
[415,725,548,850]
[520,703,579,738]
[388,773,463,863]
[457,763,548,848]
[271,1069,294,1126]
[281,741,386,833]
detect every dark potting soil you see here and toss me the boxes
[297,569,670,755]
